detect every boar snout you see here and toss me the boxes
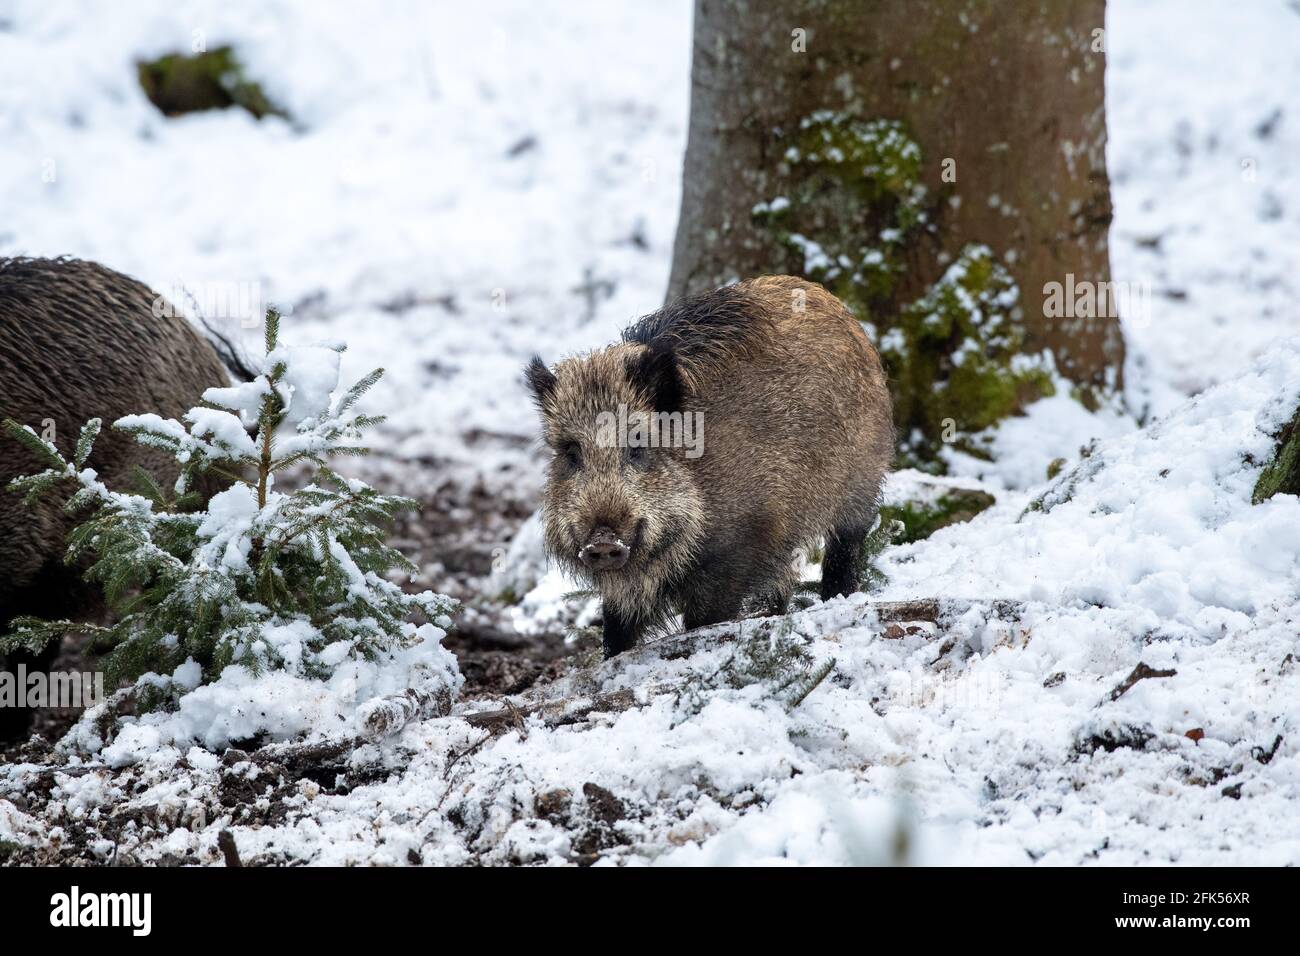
[579,526,630,572]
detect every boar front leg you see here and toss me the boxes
[601,604,642,659]
[821,522,868,600]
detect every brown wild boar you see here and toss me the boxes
[526,275,894,659]
[0,257,230,740]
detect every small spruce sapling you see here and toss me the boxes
[0,308,457,704]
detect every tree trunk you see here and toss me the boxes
[667,0,1123,455]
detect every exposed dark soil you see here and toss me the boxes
[388,477,577,699]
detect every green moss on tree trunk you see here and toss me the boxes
[753,113,1054,466]
[137,47,286,121]
[1253,406,1300,503]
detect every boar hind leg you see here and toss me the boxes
[820,523,868,601]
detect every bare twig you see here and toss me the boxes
[435,731,494,810]
[1105,662,1176,703]
[441,731,492,782]
[217,829,242,867]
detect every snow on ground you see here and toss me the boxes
[3,345,1297,865]
[1109,0,1300,421]
[2,0,1300,865]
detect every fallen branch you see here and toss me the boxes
[247,736,364,772]
[622,597,1022,662]
[871,597,1024,624]
[358,684,453,740]
[462,688,641,731]
[458,599,1021,729]
[1,763,109,779]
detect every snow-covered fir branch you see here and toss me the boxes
[0,309,459,749]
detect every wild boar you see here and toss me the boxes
[527,275,894,658]
[0,256,229,740]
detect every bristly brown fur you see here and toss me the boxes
[528,275,895,658]
[0,257,230,739]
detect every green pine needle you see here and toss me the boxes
[264,306,281,354]
[73,418,102,469]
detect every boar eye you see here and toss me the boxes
[627,445,649,468]
[560,441,582,469]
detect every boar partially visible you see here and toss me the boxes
[0,257,229,740]
[527,275,894,659]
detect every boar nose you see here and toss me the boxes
[580,526,630,571]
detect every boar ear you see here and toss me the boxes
[525,356,557,409]
[627,344,682,412]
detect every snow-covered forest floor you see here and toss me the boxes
[2,0,1299,865]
